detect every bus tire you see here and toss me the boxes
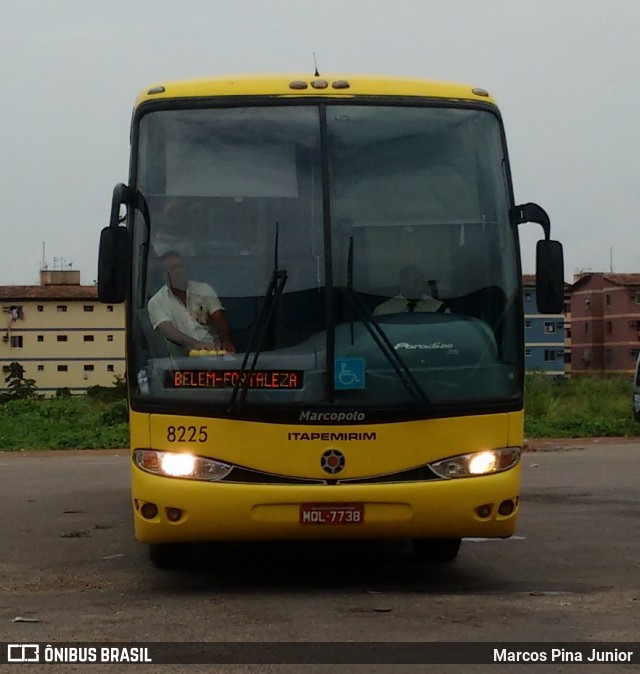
[412,537,461,563]
[149,543,191,569]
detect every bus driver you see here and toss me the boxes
[147,251,235,353]
[373,265,447,316]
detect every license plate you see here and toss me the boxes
[299,502,364,525]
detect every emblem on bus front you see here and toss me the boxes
[321,449,345,474]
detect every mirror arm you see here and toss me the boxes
[110,183,130,228]
[111,185,150,234]
[512,202,551,240]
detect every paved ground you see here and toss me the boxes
[0,439,639,673]
[524,435,640,451]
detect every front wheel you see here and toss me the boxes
[412,537,461,563]
[149,543,191,569]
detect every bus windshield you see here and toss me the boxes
[130,103,521,415]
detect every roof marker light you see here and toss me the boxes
[472,87,490,97]
[289,81,308,90]
[147,86,166,95]
[311,79,329,89]
[332,80,350,89]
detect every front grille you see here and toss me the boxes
[222,463,440,485]
[338,465,439,484]
[224,467,324,485]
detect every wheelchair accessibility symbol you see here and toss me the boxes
[334,358,365,390]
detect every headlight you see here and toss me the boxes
[133,449,232,481]
[430,447,521,479]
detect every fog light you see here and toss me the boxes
[498,500,515,516]
[166,507,183,522]
[140,502,158,519]
[476,504,493,518]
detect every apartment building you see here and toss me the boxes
[563,289,572,374]
[570,273,640,374]
[522,275,565,375]
[0,270,125,395]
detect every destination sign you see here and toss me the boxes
[168,370,303,389]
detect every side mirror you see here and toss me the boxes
[98,225,129,303]
[536,239,564,313]
[513,202,565,314]
[98,183,130,303]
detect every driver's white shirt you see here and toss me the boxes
[147,281,223,342]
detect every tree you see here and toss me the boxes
[4,361,37,399]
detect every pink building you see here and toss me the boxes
[570,273,640,374]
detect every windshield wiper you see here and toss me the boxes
[342,288,430,405]
[228,223,287,414]
[344,237,430,405]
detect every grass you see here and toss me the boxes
[0,374,637,450]
[0,396,128,451]
[524,373,639,438]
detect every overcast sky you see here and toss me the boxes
[1,0,638,285]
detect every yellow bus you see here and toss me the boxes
[98,74,564,568]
